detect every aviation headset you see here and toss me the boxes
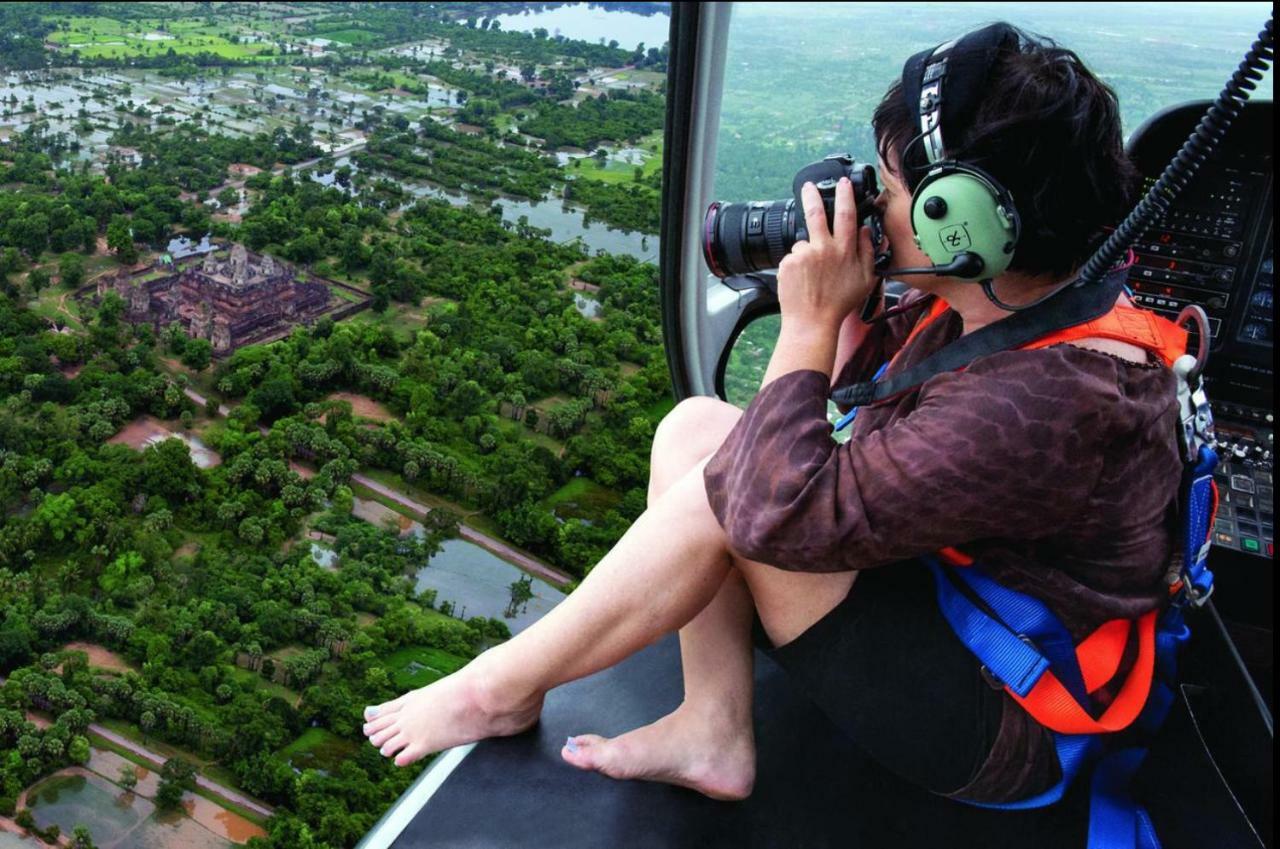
[899,24,1024,281]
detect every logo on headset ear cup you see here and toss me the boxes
[910,165,1019,279]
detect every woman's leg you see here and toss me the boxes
[558,399,757,799]
[361,398,855,789]
[362,453,736,767]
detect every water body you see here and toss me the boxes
[311,542,339,570]
[26,770,154,848]
[491,3,671,50]
[574,292,602,318]
[166,233,215,258]
[412,539,565,634]
[304,154,655,261]
[0,832,40,848]
[401,181,655,262]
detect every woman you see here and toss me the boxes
[361,26,1180,805]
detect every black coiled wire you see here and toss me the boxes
[1077,16,1275,287]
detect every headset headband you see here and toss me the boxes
[901,23,1022,165]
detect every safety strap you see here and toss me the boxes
[926,439,1218,848]
[831,265,1131,408]
[929,558,1157,734]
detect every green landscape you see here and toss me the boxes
[2,2,672,847]
[1,1,1271,848]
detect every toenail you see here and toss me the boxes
[566,737,579,754]
[365,707,380,719]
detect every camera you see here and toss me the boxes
[702,154,888,278]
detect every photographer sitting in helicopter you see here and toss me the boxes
[361,23,1186,811]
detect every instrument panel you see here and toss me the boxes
[1127,101,1274,559]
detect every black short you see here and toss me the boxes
[750,559,1005,796]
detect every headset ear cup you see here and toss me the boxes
[910,163,1019,279]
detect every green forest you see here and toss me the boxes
[1,2,673,847]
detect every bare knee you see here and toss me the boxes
[648,397,743,504]
[734,556,858,649]
[652,396,743,469]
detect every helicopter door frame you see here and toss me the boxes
[660,1,776,402]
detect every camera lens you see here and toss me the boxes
[703,199,796,277]
[703,156,880,279]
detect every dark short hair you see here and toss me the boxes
[873,26,1141,279]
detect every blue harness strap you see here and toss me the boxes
[927,443,1219,848]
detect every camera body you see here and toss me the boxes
[703,153,887,278]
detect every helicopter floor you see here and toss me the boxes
[383,608,1268,849]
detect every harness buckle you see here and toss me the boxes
[1173,354,1214,465]
[979,634,1039,690]
[1173,307,1215,464]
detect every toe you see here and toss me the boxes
[380,732,409,758]
[362,713,398,737]
[369,724,400,748]
[395,741,428,767]
[365,695,408,721]
[561,734,608,770]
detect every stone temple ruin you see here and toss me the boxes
[88,244,367,355]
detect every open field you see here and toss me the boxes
[383,645,469,690]
[45,15,278,61]
[325,391,395,422]
[59,642,135,674]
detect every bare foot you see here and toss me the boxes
[560,702,755,800]
[361,653,544,767]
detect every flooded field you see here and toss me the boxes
[1,65,457,167]
[413,539,566,634]
[0,830,40,848]
[20,749,266,848]
[25,769,155,848]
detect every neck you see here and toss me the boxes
[930,271,1074,334]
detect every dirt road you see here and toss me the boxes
[0,673,273,819]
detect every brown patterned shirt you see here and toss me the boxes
[703,291,1183,802]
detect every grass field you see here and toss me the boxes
[224,665,302,706]
[45,15,278,61]
[313,28,380,45]
[278,727,360,773]
[567,130,663,187]
[383,645,470,689]
[541,476,621,523]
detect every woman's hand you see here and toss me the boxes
[777,178,878,333]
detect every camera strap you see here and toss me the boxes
[829,264,1129,409]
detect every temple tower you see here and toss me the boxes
[211,316,232,354]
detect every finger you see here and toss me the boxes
[834,177,858,247]
[801,182,830,247]
[860,224,875,272]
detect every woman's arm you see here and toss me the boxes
[830,297,881,392]
[759,178,877,392]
